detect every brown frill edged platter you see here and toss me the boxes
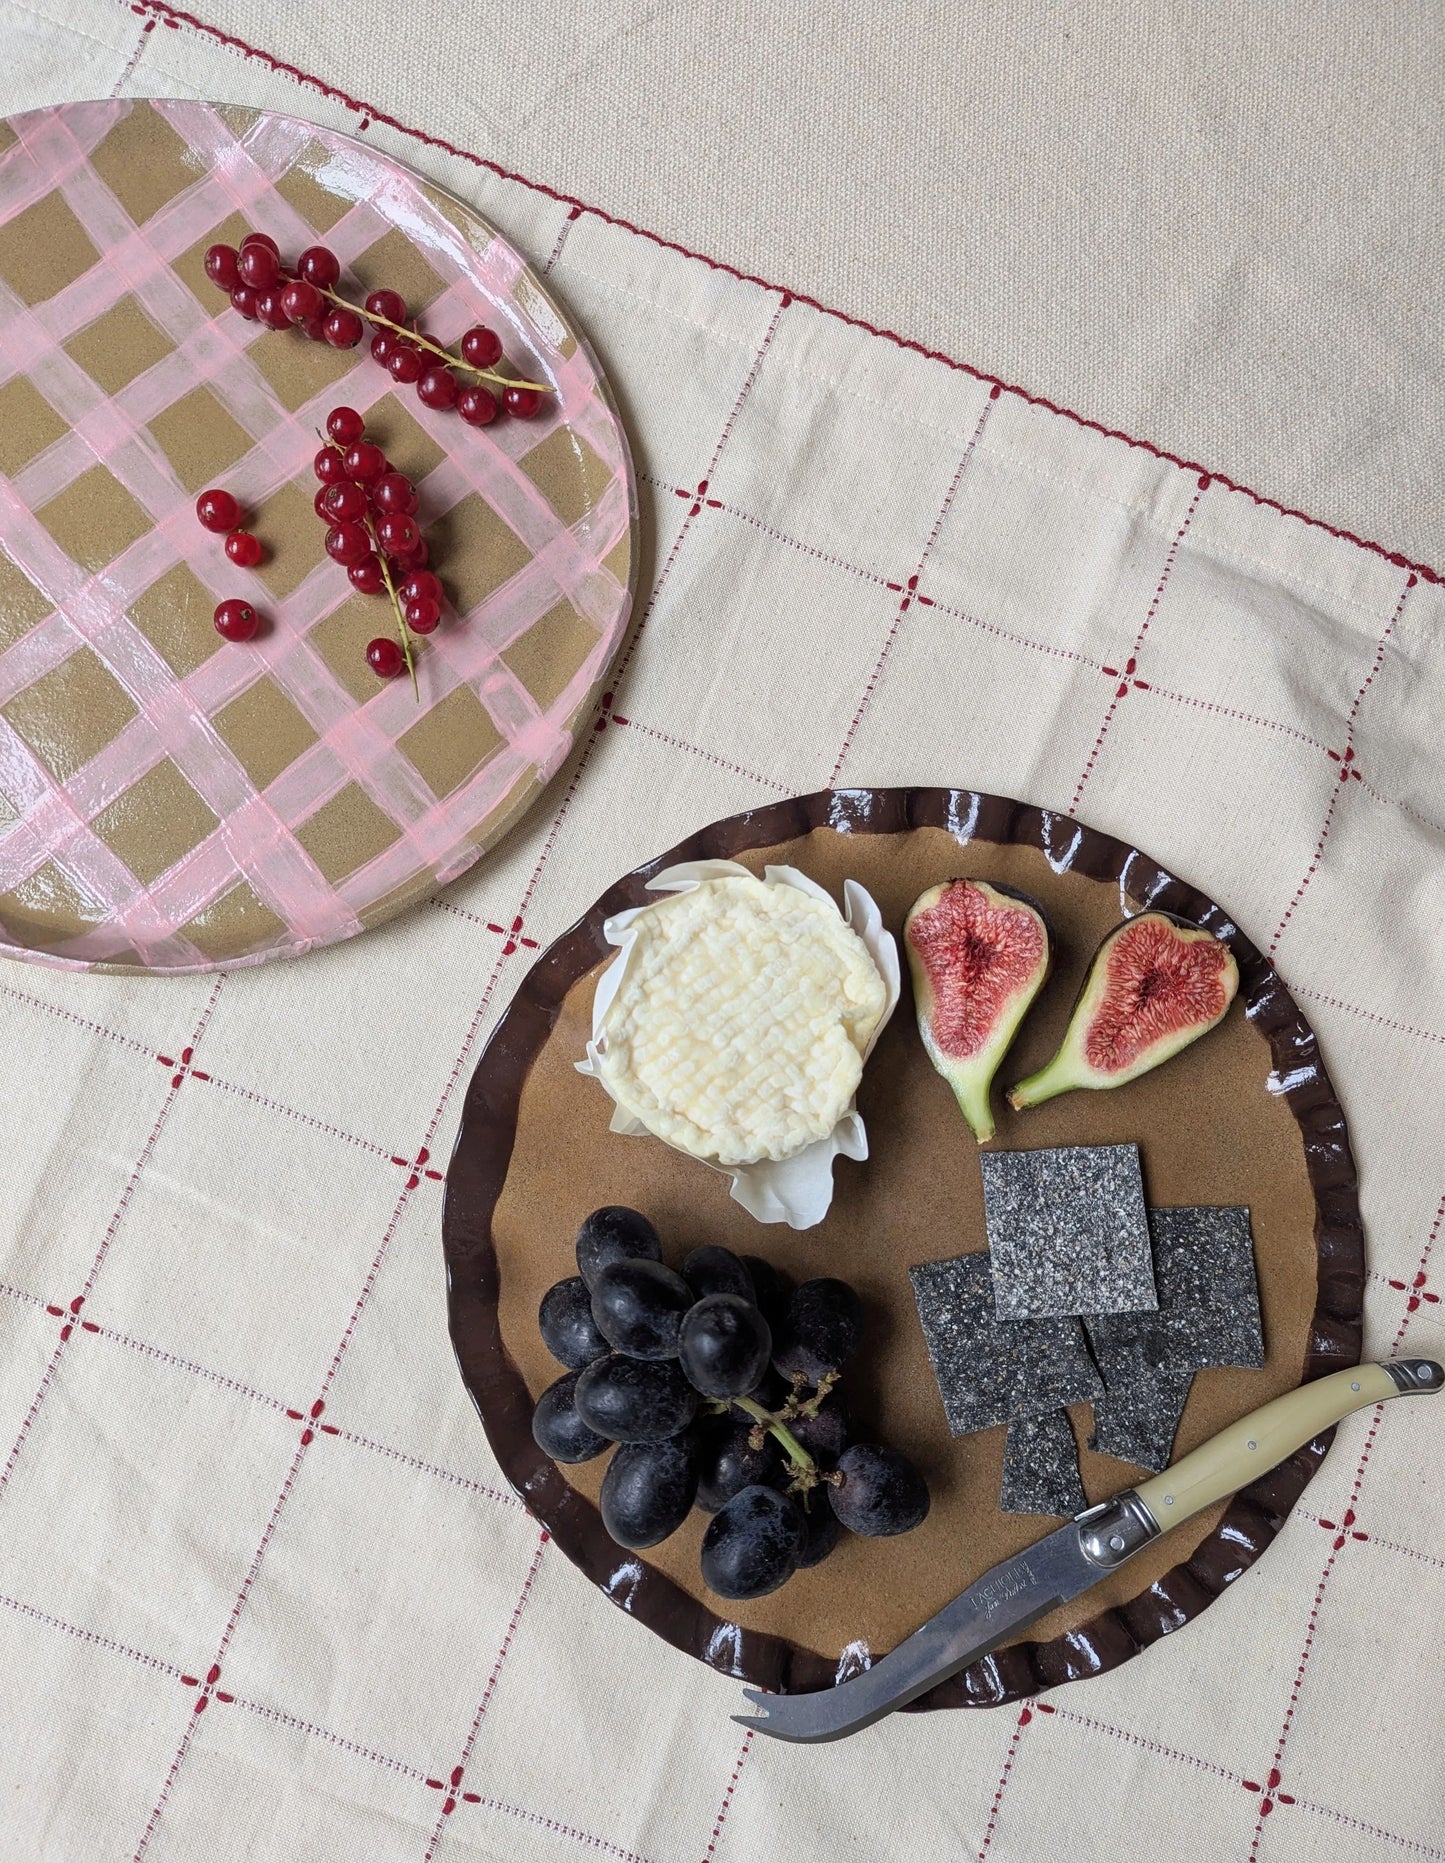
[441,789,1363,1710]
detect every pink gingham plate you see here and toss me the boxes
[0,100,636,973]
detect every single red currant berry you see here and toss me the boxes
[257,290,291,330]
[237,243,280,289]
[363,288,407,326]
[366,637,405,679]
[322,480,369,523]
[325,522,372,566]
[314,446,349,485]
[460,325,503,369]
[204,243,240,290]
[370,331,396,365]
[372,472,418,515]
[457,386,498,427]
[301,314,330,342]
[344,441,387,485]
[349,553,386,594]
[213,598,259,641]
[417,365,459,411]
[404,594,441,633]
[400,536,429,569]
[504,386,543,419]
[280,279,322,325]
[388,343,424,384]
[326,406,366,447]
[230,284,261,321]
[224,530,263,568]
[313,486,333,519]
[297,245,341,289]
[240,231,280,258]
[376,512,419,554]
[323,308,364,349]
[399,569,443,609]
[196,487,242,533]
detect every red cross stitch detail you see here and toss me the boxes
[1069,477,1207,814]
[154,1045,210,1090]
[42,1294,84,1343]
[175,1660,231,1716]
[978,1698,1037,1858]
[389,1145,445,1191]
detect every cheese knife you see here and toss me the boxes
[734,1359,1442,1743]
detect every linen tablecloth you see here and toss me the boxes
[0,5,1442,1858]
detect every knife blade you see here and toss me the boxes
[734,1358,1442,1743]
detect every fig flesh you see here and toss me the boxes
[904,879,1051,1142]
[1008,912,1238,1109]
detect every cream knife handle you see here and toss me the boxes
[1134,1360,1443,1532]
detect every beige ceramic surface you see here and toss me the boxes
[0,100,636,972]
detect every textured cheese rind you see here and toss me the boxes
[594,877,889,1167]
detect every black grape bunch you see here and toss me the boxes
[531,1207,931,1601]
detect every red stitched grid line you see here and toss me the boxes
[831,390,997,783]
[1284,1799,1445,1861]
[449,1795,651,1863]
[110,12,156,96]
[1268,572,1416,958]
[0,979,157,1059]
[0,1588,186,1679]
[1296,1510,1445,1574]
[421,1527,547,1858]
[606,715,789,794]
[977,1699,1036,1859]
[699,1730,752,1862]
[1047,1706,1245,1784]
[1239,1189,1443,1856]
[126,0,1445,590]
[0,976,224,1500]
[1069,477,1207,814]
[126,289,784,1863]
[1285,982,1445,1049]
[544,205,583,276]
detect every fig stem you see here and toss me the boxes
[733,1395,816,1475]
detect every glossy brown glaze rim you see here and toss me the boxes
[441,788,1364,1709]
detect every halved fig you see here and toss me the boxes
[1008,912,1238,1109]
[904,879,1051,1143]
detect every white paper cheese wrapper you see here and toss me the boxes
[575,860,900,1230]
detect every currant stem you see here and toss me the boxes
[320,287,551,393]
[367,514,418,699]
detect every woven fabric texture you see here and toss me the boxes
[0,4,1440,1860]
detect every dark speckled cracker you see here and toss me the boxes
[1087,1207,1263,1380]
[1090,1368,1195,1471]
[1001,1409,1087,1516]
[909,1252,1103,1436]
[982,1144,1157,1320]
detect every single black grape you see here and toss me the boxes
[575,1206,662,1289]
[697,1419,783,1513]
[591,1259,692,1359]
[538,1276,609,1369]
[701,1485,806,1599]
[678,1294,772,1399]
[531,1370,609,1464]
[682,1244,754,1303]
[773,1278,864,1383]
[574,1354,699,1443]
[786,1393,849,1464]
[827,1443,930,1537]
[600,1435,700,1548]
[796,1495,842,1568]
[743,1254,790,1330]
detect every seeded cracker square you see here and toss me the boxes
[1085,1206,1264,1379]
[908,1252,1102,1436]
[1001,1410,1087,1516]
[1090,1368,1196,1472]
[982,1143,1157,1319]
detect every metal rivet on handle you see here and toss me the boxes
[1351,1382,1360,1391]
[1247,1440,1257,1450]
[1109,1534,1126,1552]
[1164,1495,1174,1505]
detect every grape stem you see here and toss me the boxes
[732,1395,841,1489]
[320,287,552,393]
